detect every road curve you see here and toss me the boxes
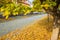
[0,14,47,36]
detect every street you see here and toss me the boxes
[0,14,47,36]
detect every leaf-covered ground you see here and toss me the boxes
[1,16,60,40]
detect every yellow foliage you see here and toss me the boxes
[5,15,9,19]
[12,12,18,16]
[24,10,30,15]
[0,8,4,12]
[41,5,44,7]
[16,12,18,15]
[44,4,49,9]
[3,10,10,17]
[2,10,10,19]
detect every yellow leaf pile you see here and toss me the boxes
[0,16,54,40]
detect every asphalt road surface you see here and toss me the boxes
[0,14,47,36]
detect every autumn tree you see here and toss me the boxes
[0,0,31,19]
[33,0,60,27]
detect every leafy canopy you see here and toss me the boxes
[0,0,31,19]
[32,0,57,12]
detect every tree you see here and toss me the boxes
[33,0,60,28]
[0,0,31,19]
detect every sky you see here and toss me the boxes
[28,0,34,7]
[24,0,33,7]
[28,0,33,3]
[28,0,33,4]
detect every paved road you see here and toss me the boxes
[0,14,47,36]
